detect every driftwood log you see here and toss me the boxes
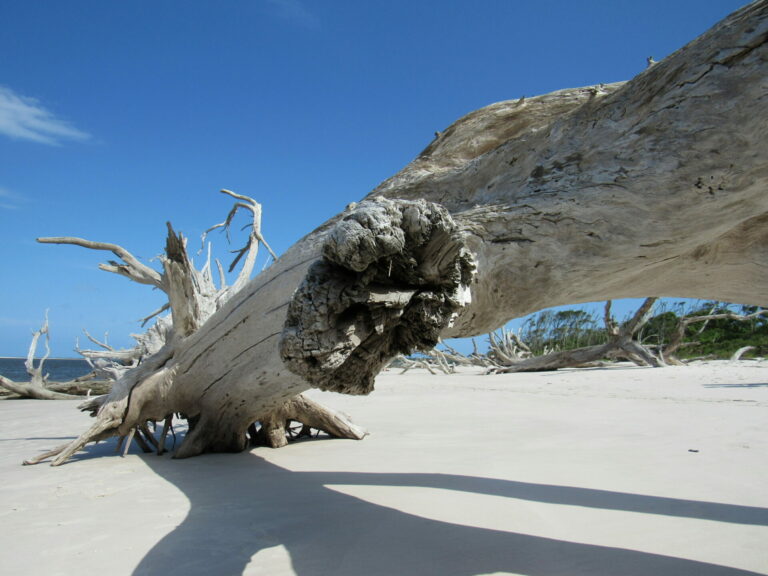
[0,313,83,400]
[25,1,768,464]
[489,299,664,373]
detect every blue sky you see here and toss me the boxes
[0,0,746,357]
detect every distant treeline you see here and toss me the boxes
[518,302,766,359]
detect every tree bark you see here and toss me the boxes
[371,3,768,335]
[24,1,768,464]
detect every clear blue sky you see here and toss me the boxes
[0,0,746,357]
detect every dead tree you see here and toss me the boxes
[0,313,81,400]
[393,349,459,375]
[24,1,768,464]
[26,190,366,464]
[486,328,536,368]
[662,307,768,364]
[489,299,663,373]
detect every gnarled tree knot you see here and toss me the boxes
[280,197,475,394]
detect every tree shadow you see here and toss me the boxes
[703,383,768,388]
[133,449,768,576]
[0,436,77,442]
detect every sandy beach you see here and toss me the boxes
[1,361,767,575]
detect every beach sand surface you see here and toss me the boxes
[1,361,767,575]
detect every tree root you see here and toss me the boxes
[23,392,365,465]
[250,394,368,448]
[23,417,121,466]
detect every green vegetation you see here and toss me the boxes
[518,301,767,360]
[519,309,605,355]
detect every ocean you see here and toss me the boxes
[0,357,93,382]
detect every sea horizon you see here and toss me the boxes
[0,357,92,382]
[0,356,86,360]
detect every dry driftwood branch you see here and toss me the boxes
[394,355,438,375]
[487,298,662,373]
[36,237,163,288]
[0,313,82,400]
[663,307,767,363]
[0,373,79,400]
[390,337,491,375]
[140,303,171,327]
[23,2,768,464]
[394,354,445,375]
[486,327,534,367]
[731,346,756,361]
[438,340,489,368]
[202,189,278,293]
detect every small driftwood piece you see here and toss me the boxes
[0,313,81,400]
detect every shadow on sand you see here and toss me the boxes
[129,446,768,576]
[703,383,768,388]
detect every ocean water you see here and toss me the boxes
[0,357,92,382]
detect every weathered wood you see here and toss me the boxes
[280,197,474,394]
[0,313,83,400]
[23,1,768,464]
[205,189,278,293]
[248,394,366,448]
[0,375,81,400]
[168,196,470,458]
[731,346,756,361]
[36,237,163,287]
[0,375,112,398]
[46,379,112,396]
[371,2,768,335]
[29,192,371,463]
[490,298,663,373]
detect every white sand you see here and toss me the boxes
[1,361,767,576]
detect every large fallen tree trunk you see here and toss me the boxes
[25,1,768,464]
[26,191,369,463]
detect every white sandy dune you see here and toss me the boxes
[1,361,767,576]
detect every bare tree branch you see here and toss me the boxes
[663,308,767,362]
[200,189,278,293]
[37,237,163,288]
